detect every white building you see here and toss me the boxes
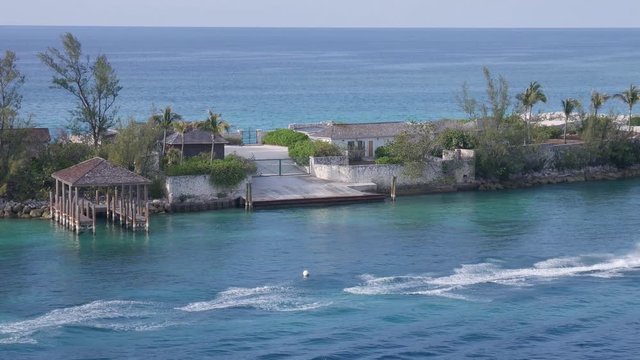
[289,121,411,160]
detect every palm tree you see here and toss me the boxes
[151,106,182,156]
[614,84,640,128]
[173,120,188,163]
[197,110,230,162]
[561,98,580,144]
[516,81,547,145]
[590,91,610,119]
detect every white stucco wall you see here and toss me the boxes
[310,151,475,191]
[165,175,247,203]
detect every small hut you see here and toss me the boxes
[50,157,152,233]
[165,129,228,159]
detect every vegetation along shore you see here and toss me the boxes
[2,33,640,216]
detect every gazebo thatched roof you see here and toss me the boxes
[52,157,151,187]
[166,129,229,145]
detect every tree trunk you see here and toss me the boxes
[162,129,167,156]
[564,115,568,144]
[211,135,216,162]
[180,134,184,163]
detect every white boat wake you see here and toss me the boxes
[344,247,640,299]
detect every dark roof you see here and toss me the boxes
[293,121,411,140]
[165,129,229,145]
[52,157,151,187]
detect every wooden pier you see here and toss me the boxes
[50,157,152,233]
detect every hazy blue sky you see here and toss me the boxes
[2,0,640,27]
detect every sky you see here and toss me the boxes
[1,0,640,28]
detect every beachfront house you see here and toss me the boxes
[165,128,229,159]
[289,121,411,161]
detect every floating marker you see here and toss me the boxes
[303,270,310,278]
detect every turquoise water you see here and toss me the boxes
[2,180,640,358]
[2,27,640,130]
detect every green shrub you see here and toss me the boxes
[312,140,342,157]
[437,128,476,150]
[288,140,342,165]
[375,156,402,164]
[532,125,562,143]
[375,145,391,159]
[209,155,256,187]
[165,155,214,176]
[288,140,315,165]
[630,116,640,126]
[149,177,166,199]
[262,129,309,146]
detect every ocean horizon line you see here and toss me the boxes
[1,25,640,31]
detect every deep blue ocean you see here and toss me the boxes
[1,27,640,131]
[2,180,640,358]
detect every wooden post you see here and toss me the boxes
[92,202,96,234]
[61,183,66,227]
[49,191,53,221]
[391,175,397,202]
[114,188,118,224]
[75,187,80,233]
[136,185,140,216]
[245,182,253,210]
[145,201,149,232]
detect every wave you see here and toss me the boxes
[177,285,330,312]
[345,248,640,299]
[0,300,160,344]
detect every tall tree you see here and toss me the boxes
[590,91,610,119]
[516,81,547,145]
[0,50,25,150]
[151,106,182,156]
[39,33,122,149]
[197,110,230,161]
[173,120,188,163]
[482,67,510,129]
[614,84,640,128]
[561,98,580,144]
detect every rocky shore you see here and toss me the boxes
[477,165,640,191]
[0,200,51,219]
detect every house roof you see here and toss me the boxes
[165,129,229,145]
[291,121,412,140]
[52,157,151,187]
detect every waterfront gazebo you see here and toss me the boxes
[51,157,152,233]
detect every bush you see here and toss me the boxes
[149,176,166,199]
[165,155,214,176]
[532,125,562,143]
[437,128,476,150]
[288,140,342,165]
[375,145,391,159]
[288,140,315,165]
[262,129,308,146]
[375,156,401,164]
[209,155,256,187]
[630,116,640,126]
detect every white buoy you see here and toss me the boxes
[303,269,310,278]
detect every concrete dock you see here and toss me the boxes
[247,175,384,208]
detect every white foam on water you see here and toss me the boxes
[0,300,158,344]
[177,285,330,312]
[345,247,640,299]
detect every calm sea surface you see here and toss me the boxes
[1,180,640,358]
[1,27,640,131]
